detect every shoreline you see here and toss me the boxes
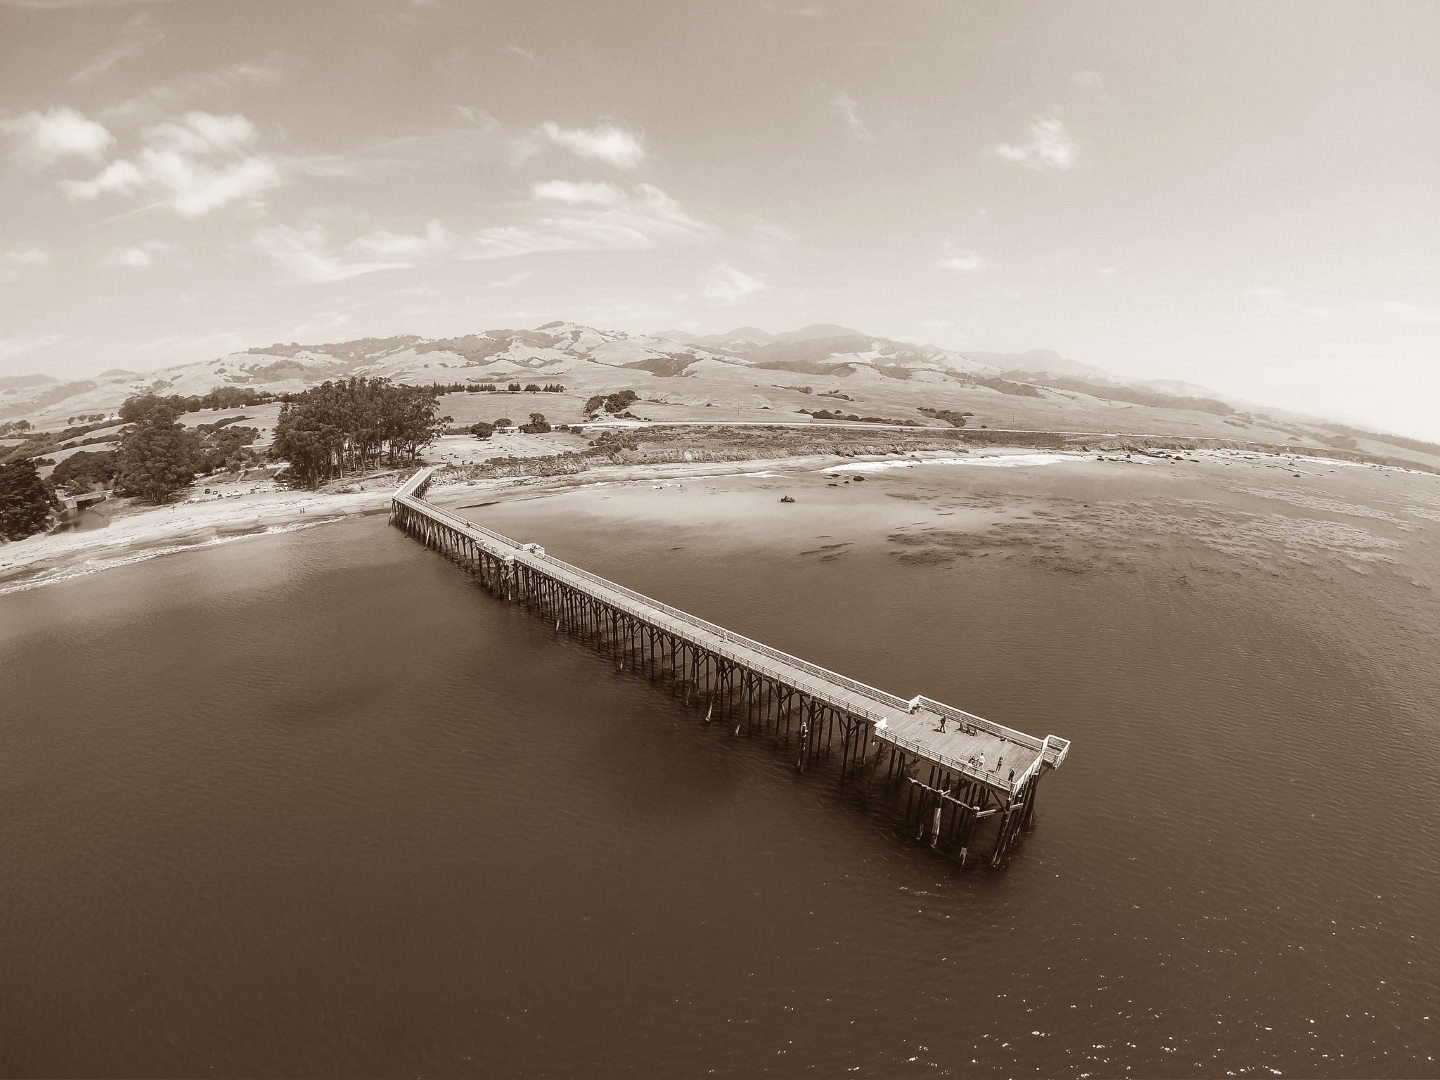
[0,451,895,595]
[0,443,1422,597]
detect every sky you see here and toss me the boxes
[1,0,1437,437]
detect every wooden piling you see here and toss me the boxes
[389,469,1069,870]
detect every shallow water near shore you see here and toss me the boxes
[2,458,1438,1077]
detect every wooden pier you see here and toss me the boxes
[391,468,1071,868]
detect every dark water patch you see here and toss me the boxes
[52,507,111,533]
[2,481,1439,1077]
[798,541,852,557]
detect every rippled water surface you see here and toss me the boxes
[2,460,1437,1077]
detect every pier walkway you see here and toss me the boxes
[391,468,1070,867]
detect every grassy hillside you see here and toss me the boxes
[6,322,1438,474]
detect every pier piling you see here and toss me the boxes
[391,468,1070,868]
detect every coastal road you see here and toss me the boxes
[572,417,1237,441]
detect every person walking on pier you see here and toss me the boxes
[937,714,947,734]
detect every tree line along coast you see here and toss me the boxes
[0,378,442,539]
[0,379,656,541]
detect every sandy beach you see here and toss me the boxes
[0,451,872,594]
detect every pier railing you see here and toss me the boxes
[400,472,913,713]
[395,468,1071,792]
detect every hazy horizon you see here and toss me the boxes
[2,0,1437,438]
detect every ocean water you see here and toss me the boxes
[1,460,1437,1077]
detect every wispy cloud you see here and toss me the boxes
[524,121,645,169]
[5,246,52,266]
[1245,285,1335,319]
[99,240,173,268]
[992,116,1078,171]
[349,219,452,258]
[461,183,714,260]
[1246,287,1440,324]
[504,43,535,61]
[63,110,280,217]
[62,158,144,199]
[285,310,352,340]
[449,104,502,133]
[1,0,170,8]
[703,262,766,302]
[530,179,624,207]
[0,333,64,359]
[2,106,113,164]
[101,246,154,268]
[71,11,165,82]
[119,330,247,363]
[250,181,713,283]
[936,251,984,272]
[145,111,258,155]
[1,247,49,282]
[252,224,412,284]
[102,55,285,123]
[831,90,872,141]
[489,269,535,288]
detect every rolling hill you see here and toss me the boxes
[4,321,1438,471]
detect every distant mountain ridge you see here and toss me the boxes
[1,321,1026,424]
[0,374,58,391]
[7,319,1440,466]
[0,320,1238,432]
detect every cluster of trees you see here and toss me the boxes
[51,449,117,492]
[114,416,205,504]
[0,419,33,437]
[584,390,639,417]
[427,382,567,394]
[193,419,260,472]
[269,377,449,488]
[65,413,109,425]
[589,430,642,454]
[919,407,973,428]
[2,402,263,503]
[469,412,555,440]
[970,376,1044,399]
[0,417,117,466]
[102,393,264,504]
[125,387,278,415]
[430,382,497,394]
[800,408,920,425]
[0,460,58,540]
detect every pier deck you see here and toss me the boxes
[391,468,1070,866]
